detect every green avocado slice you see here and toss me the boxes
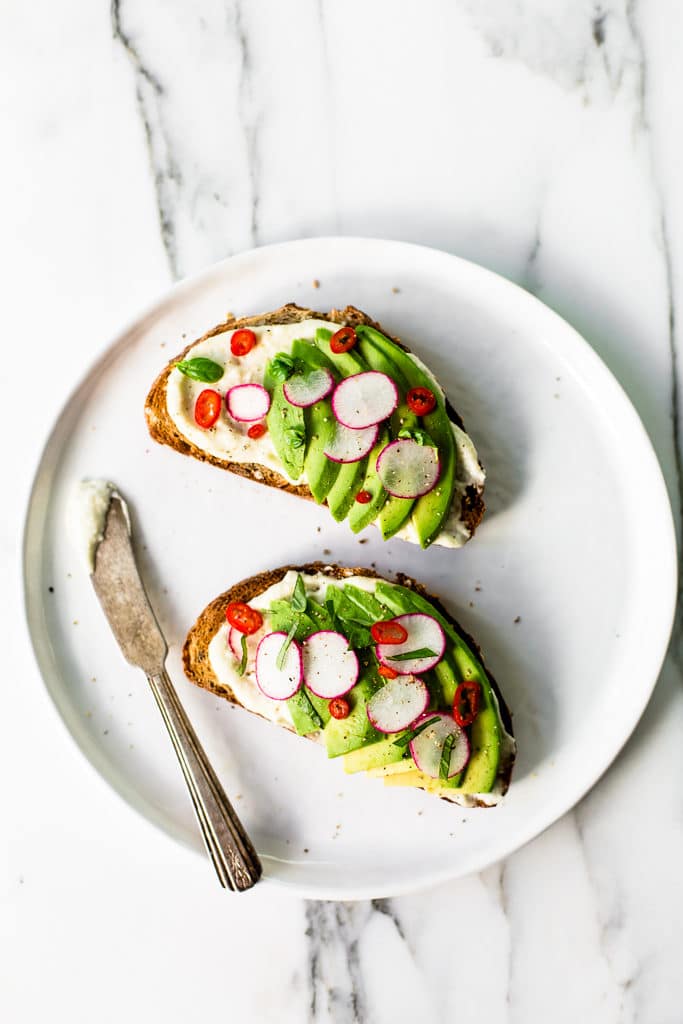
[289,341,338,503]
[312,327,370,376]
[343,735,407,772]
[356,325,457,548]
[288,686,331,734]
[374,580,502,793]
[357,333,423,538]
[303,398,338,502]
[266,383,305,481]
[323,670,381,757]
[326,457,368,522]
[353,336,418,537]
[347,429,389,533]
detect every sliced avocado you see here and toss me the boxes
[366,759,418,778]
[289,340,341,504]
[356,325,457,547]
[451,646,500,794]
[324,671,381,757]
[326,457,368,522]
[433,653,460,706]
[266,383,305,480]
[347,429,389,533]
[313,327,369,376]
[291,337,337,375]
[287,686,331,735]
[303,398,338,502]
[358,333,420,538]
[374,580,502,793]
[382,769,460,795]
[343,735,406,773]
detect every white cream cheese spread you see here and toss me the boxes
[165,319,485,547]
[69,479,120,572]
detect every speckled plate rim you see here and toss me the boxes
[22,237,677,900]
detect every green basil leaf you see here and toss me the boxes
[298,688,323,729]
[276,618,299,670]
[174,357,224,383]
[326,599,341,633]
[387,647,437,662]
[286,427,306,449]
[439,733,456,781]
[268,354,296,383]
[291,574,307,614]
[398,428,436,447]
[237,634,248,676]
[392,715,440,748]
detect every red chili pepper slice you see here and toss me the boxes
[355,489,372,504]
[247,422,267,439]
[328,697,350,719]
[330,326,357,354]
[378,664,399,680]
[226,601,263,636]
[371,620,409,645]
[453,680,481,727]
[231,328,257,357]
[407,386,437,416]
[194,389,222,429]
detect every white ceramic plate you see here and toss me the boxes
[23,238,676,900]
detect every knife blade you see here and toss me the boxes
[90,492,167,675]
[87,487,261,890]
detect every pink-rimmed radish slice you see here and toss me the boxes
[255,631,302,700]
[409,713,470,778]
[366,676,429,734]
[226,383,271,422]
[302,631,359,699]
[228,626,262,664]
[376,438,441,499]
[283,368,335,408]
[331,371,399,429]
[324,421,379,464]
[376,612,446,675]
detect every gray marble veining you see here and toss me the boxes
[4,0,683,1020]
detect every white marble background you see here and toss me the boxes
[3,2,683,1021]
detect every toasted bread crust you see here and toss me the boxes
[145,304,485,538]
[182,562,514,802]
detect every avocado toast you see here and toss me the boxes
[183,563,515,807]
[145,304,485,549]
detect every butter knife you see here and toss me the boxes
[90,489,262,891]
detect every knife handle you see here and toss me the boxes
[146,669,262,891]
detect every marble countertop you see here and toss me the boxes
[3,2,682,1021]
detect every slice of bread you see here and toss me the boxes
[183,562,514,806]
[145,304,485,539]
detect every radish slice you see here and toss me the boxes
[255,631,302,700]
[366,676,429,733]
[302,631,359,699]
[331,372,399,429]
[376,438,441,498]
[283,368,335,408]
[226,383,271,422]
[228,626,262,664]
[324,421,379,464]
[376,613,446,675]
[409,713,470,778]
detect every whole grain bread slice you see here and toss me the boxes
[182,562,514,803]
[145,304,485,537]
